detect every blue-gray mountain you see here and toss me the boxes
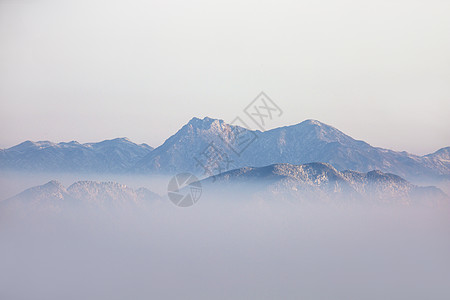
[1,117,449,181]
[0,138,153,172]
[198,163,448,205]
[133,117,450,181]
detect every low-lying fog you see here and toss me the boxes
[1,197,450,299]
[1,172,450,299]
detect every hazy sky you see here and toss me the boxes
[0,0,449,154]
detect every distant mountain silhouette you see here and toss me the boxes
[1,180,161,214]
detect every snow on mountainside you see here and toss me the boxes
[0,180,161,214]
[199,163,448,205]
[0,138,153,172]
[424,147,450,165]
[133,117,450,181]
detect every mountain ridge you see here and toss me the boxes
[1,117,449,181]
[133,117,450,181]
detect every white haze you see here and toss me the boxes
[1,0,450,155]
[1,190,450,300]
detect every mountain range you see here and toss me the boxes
[133,117,450,181]
[1,117,449,182]
[2,163,447,213]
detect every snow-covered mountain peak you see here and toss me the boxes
[43,180,66,190]
[301,119,325,126]
[8,140,56,152]
[186,116,228,132]
[263,119,356,147]
[294,119,354,142]
[86,137,135,147]
[180,117,246,145]
[425,147,450,161]
[188,116,217,125]
[7,180,71,205]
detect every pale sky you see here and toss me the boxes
[1,0,449,155]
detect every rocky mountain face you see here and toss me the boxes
[0,138,153,173]
[132,117,252,174]
[132,117,450,181]
[199,163,448,206]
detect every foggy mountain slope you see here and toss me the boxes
[1,180,162,213]
[0,138,153,173]
[199,163,448,205]
[0,180,76,213]
[133,117,450,181]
